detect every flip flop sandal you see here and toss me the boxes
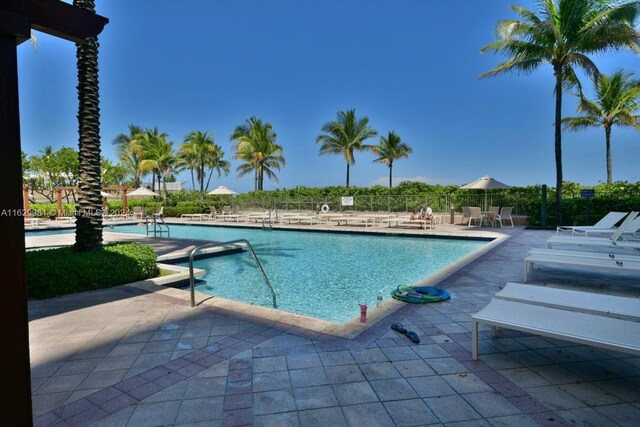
[391,323,408,334]
[405,330,420,344]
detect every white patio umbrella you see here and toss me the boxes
[101,191,117,198]
[207,185,238,196]
[126,187,159,197]
[460,175,511,211]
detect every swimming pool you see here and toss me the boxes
[107,224,489,323]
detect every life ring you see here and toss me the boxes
[321,204,330,213]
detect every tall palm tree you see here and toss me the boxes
[113,124,144,187]
[140,127,168,192]
[204,145,231,193]
[180,131,227,197]
[370,131,412,188]
[231,117,285,191]
[316,109,377,187]
[480,0,640,224]
[140,137,181,203]
[74,0,103,252]
[177,141,198,192]
[563,71,640,184]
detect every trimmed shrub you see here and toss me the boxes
[29,203,76,218]
[26,243,159,299]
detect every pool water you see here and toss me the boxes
[110,224,488,323]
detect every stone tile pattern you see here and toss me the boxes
[31,228,640,426]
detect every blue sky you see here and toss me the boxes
[17,0,640,192]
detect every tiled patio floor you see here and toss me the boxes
[29,227,640,426]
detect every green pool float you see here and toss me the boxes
[391,285,450,303]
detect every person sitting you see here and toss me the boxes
[409,210,418,220]
[419,206,433,221]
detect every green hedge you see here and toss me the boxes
[26,243,159,299]
[29,203,76,218]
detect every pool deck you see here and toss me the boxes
[27,223,640,426]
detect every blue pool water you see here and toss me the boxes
[108,224,488,323]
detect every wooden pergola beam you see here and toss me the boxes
[1,0,108,43]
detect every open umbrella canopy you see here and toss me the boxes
[460,175,511,190]
[127,187,159,197]
[207,185,238,195]
[461,176,511,212]
[101,191,117,198]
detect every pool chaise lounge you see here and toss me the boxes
[564,217,640,238]
[547,211,640,250]
[472,283,640,361]
[524,248,640,281]
[556,211,628,235]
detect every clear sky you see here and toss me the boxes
[17,0,640,192]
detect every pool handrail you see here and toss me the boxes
[188,239,277,309]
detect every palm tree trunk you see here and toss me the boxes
[259,167,264,191]
[205,168,214,193]
[151,174,155,192]
[163,175,167,204]
[134,172,140,188]
[254,169,258,192]
[73,0,103,252]
[346,163,350,188]
[553,66,563,226]
[605,124,612,184]
[190,168,195,192]
[389,163,393,189]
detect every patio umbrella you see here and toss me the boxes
[207,185,238,195]
[101,191,117,198]
[460,175,511,211]
[126,187,159,197]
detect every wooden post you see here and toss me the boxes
[123,186,128,214]
[0,3,107,424]
[23,184,30,217]
[0,17,34,424]
[56,188,63,217]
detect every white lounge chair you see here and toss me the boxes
[131,206,144,220]
[570,217,640,237]
[494,282,640,321]
[471,284,640,360]
[556,211,628,235]
[547,212,640,250]
[524,248,640,281]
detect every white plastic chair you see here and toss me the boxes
[468,207,483,227]
[494,207,513,228]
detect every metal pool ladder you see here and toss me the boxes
[144,215,170,237]
[188,239,277,309]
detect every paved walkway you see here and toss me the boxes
[29,227,640,426]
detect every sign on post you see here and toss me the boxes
[580,189,595,198]
[341,196,354,206]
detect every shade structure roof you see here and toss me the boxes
[207,185,238,195]
[460,176,511,190]
[126,187,159,197]
[100,191,117,198]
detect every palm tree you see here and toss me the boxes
[140,127,169,192]
[74,0,103,252]
[316,109,377,187]
[204,145,231,193]
[480,0,640,224]
[563,71,640,184]
[180,131,228,197]
[370,131,412,188]
[177,141,198,191]
[113,124,145,187]
[140,137,181,203]
[231,117,285,191]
